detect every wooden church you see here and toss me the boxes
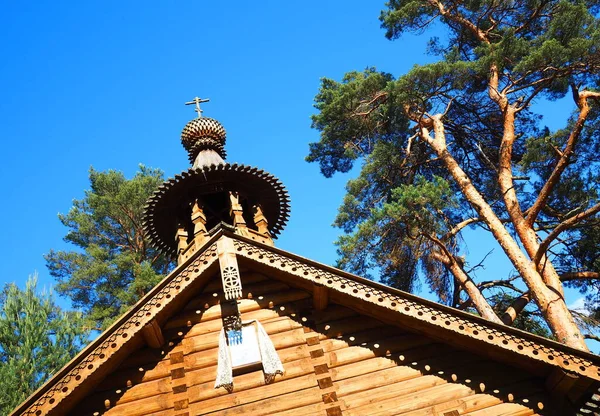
[12,100,600,415]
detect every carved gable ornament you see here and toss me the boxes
[215,238,284,392]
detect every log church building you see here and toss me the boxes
[12,99,600,415]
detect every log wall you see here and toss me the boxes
[70,270,549,416]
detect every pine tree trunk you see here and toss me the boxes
[422,118,589,351]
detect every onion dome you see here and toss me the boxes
[181,117,227,165]
[143,98,290,259]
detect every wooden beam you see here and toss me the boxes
[545,367,578,396]
[313,284,329,311]
[142,319,165,349]
[545,367,580,413]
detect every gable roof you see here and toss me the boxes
[12,227,600,415]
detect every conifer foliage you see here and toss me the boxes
[45,166,173,330]
[308,0,600,349]
[0,275,88,415]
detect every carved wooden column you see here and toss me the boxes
[229,191,249,236]
[191,199,209,248]
[252,204,268,234]
[175,226,188,265]
[252,205,273,247]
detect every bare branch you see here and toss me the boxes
[534,202,600,265]
[560,271,600,282]
[502,292,532,325]
[353,91,389,117]
[425,234,503,324]
[442,217,480,242]
[427,0,490,44]
[584,334,600,343]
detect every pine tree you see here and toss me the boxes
[308,0,600,350]
[45,166,173,330]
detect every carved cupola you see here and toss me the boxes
[143,98,290,264]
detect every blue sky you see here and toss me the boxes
[0,1,591,346]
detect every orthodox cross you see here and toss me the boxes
[185,96,210,118]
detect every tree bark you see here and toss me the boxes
[502,272,600,324]
[419,116,589,351]
[502,292,532,325]
[488,63,577,303]
[428,249,503,324]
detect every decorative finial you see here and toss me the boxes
[185,96,210,118]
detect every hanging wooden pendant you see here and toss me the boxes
[217,238,243,300]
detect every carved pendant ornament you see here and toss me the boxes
[215,238,284,392]
[217,239,243,300]
[222,266,242,300]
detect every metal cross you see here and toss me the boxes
[185,96,210,118]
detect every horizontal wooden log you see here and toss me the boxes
[166,289,311,329]
[77,390,172,416]
[327,335,436,368]
[195,385,323,416]
[331,356,399,382]
[190,373,320,415]
[345,382,475,416]
[97,321,316,394]
[341,374,448,410]
[73,375,172,415]
[332,291,548,378]
[338,365,429,398]
[315,314,385,339]
[184,280,291,312]
[188,356,316,403]
[395,392,504,416]
[467,403,536,416]
[182,315,305,354]
[270,401,327,416]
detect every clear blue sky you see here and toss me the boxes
[0,1,589,345]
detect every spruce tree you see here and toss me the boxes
[0,275,88,415]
